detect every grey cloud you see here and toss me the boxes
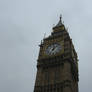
[0,0,92,92]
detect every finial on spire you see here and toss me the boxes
[60,14,62,22]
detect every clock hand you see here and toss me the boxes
[52,47,55,51]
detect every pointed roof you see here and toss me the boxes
[53,15,65,32]
[55,15,63,27]
[53,15,64,29]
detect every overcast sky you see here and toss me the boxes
[0,0,92,92]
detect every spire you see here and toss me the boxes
[53,15,63,28]
[52,15,65,32]
[60,14,62,22]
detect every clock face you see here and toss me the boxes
[45,43,62,55]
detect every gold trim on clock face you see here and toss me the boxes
[45,43,62,55]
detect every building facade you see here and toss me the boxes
[34,16,79,92]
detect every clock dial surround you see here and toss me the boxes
[45,43,62,55]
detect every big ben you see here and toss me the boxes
[34,16,79,92]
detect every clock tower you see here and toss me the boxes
[34,16,79,92]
